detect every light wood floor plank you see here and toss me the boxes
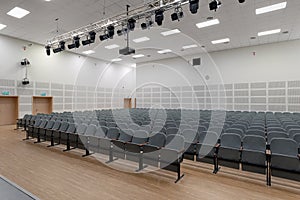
[0,126,299,200]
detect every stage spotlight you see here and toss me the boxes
[189,0,199,14]
[171,7,184,21]
[238,0,245,3]
[117,29,123,36]
[74,36,80,48]
[141,23,147,30]
[128,18,136,31]
[82,39,91,46]
[59,41,65,51]
[99,34,109,41]
[209,0,221,11]
[89,31,96,43]
[45,46,51,56]
[53,47,62,53]
[107,25,115,38]
[155,9,164,26]
[68,36,80,49]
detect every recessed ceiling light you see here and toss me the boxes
[105,44,120,49]
[0,24,7,30]
[132,54,145,58]
[45,0,52,1]
[196,19,220,29]
[256,2,287,15]
[250,36,256,40]
[133,37,150,43]
[157,49,172,54]
[182,44,198,50]
[282,31,289,34]
[258,29,281,36]
[161,29,181,36]
[7,7,30,19]
[211,38,230,44]
[111,58,122,62]
[82,50,95,55]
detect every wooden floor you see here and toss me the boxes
[0,125,300,200]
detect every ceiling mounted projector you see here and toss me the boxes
[119,47,135,56]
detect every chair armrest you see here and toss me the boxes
[215,144,220,148]
[297,154,300,159]
[266,150,271,156]
[178,149,185,154]
[240,147,243,152]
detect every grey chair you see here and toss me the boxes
[270,138,300,182]
[80,124,97,154]
[181,129,198,160]
[267,131,288,144]
[160,134,185,183]
[218,133,242,169]
[126,130,149,163]
[288,129,300,138]
[241,135,266,174]
[53,122,69,145]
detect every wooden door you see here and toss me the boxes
[32,96,53,115]
[124,98,132,109]
[0,96,19,126]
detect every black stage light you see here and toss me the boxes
[238,0,245,3]
[117,29,123,36]
[74,36,80,48]
[171,12,179,21]
[141,23,147,30]
[189,0,199,14]
[89,31,96,43]
[209,0,221,11]
[53,47,62,53]
[128,18,136,31]
[45,46,51,56]
[107,25,115,38]
[99,34,109,41]
[155,9,164,26]
[59,41,65,51]
[68,43,76,49]
[82,39,91,46]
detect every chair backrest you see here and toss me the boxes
[128,123,140,131]
[148,132,166,148]
[132,130,149,144]
[220,133,241,149]
[288,129,300,138]
[90,120,99,126]
[198,131,219,146]
[118,129,133,142]
[77,124,88,135]
[44,120,55,129]
[293,134,300,146]
[85,124,97,136]
[243,135,266,152]
[66,123,76,133]
[182,129,198,143]
[225,128,244,136]
[107,128,120,140]
[245,129,265,137]
[267,131,288,143]
[165,134,185,151]
[95,127,106,138]
[139,125,151,132]
[34,119,42,127]
[59,122,69,132]
[39,120,48,128]
[166,127,180,135]
[52,121,62,130]
[270,138,298,157]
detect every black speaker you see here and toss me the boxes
[192,58,201,66]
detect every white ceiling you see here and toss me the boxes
[1,0,300,64]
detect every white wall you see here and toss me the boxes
[0,34,136,116]
[137,39,300,86]
[136,40,300,112]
